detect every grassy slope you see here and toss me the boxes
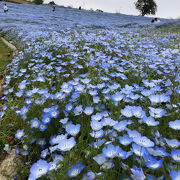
[6,0,34,5]
[0,38,12,77]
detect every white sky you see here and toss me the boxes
[44,0,180,19]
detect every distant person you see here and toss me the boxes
[79,6,81,10]
[151,17,160,23]
[4,4,8,13]
[52,6,55,12]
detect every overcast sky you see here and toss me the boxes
[44,0,180,19]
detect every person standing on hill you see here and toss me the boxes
[52,5,55,12]
[4,4,8,13]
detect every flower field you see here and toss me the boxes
[0,2,180,180]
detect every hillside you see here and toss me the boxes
[6,0,34,5]
[0,2,180,180]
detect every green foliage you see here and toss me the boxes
[135,0,157,16]
[48,1,56,5]
[33,0,43,5]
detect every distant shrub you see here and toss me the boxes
[48,1,56,5]
[33,0,43,5]
[96,9,103,13]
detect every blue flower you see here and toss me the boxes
[144,157,163,169]
[121,106,133,117]
[90,129,104,138]
[133,136,154,148]
[131,143,147,157]
[149,107,166,118]
[84,106,94,115]
[170,149,180,162]
[111,92,124,102]
[113,120,128,132]
[130,166,146,180]
[50,108,59,118]
[144,116,159,126]
[67,161,85,178]
[57,137,76,151]
[119,134,133,146]
[102,144,121,158]
[39,123,48,131]
[90,120,103,131]
[164,138,180,148]
[66,124,81,136]
[169,120,180,130]
[170,170,180,180]
[40,149,49,159]
[29,159,49,180]
[30,118,40,128]
[91,113,103,121]
[42,114,51,124]
[15,129,25,140]
[93,153,107,165]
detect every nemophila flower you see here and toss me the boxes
[74,105,83,115]
[66,124,81,136]
[57,137,76,151]
[39,123,48,131]
[170,149,180,162]
[50,108,59,118]
[91,113,103,121]
[91,139,106,149]
[82,170,96,180]
[90,129,104,138]
[132,106,146,118]
[134,136,154,148]
[102,144,121,158]
[121,106,133,117]
[102,117,117,127]
[84,106,94,115]
[164,138,180,148]
[97,83,105,89]
[55,92,65,100]
[65,103,74,112]
[93,96,101,103]
[149,107,166,118]
[101,160,114,170]
[91,120,103,131]
[141,89,154,96]
[111,92,124,102]
[18,81,27,90]
[59,117,69,124]
[119,134,133,146]
[49,134,68,145]
[36,76,45,82]
[144,157,163,169]
[88,89,98,96]
[30,118,40,128]
[25,98,32,105]
[93,153,107,165]
[4,144,11,153]
[40,149,49,159]
[131,143,147,157]
[28,159,49,180]
[81,78,91,84]
[74,84,86,92]
[42,114,51,124]
[15,129,25,140]
[36,138,46,146]
[20,106,29,116]
[147,146,168,157]
[144,116,159,126]
[130,166,146,180]
[15,90,23,97]
[170,170,180,180]
[67,161,85,178]
[169,120,180,130]
[113,120,128,132]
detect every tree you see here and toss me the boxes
[34,0,43,5]
[135,0,157,16]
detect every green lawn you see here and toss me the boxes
[0,38,12,77]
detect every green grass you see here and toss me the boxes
[0,38,13,77]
